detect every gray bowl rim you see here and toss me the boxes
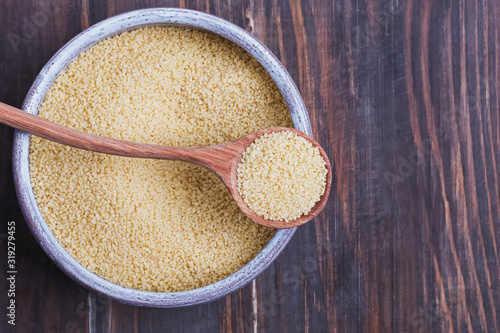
[12,7,312,308]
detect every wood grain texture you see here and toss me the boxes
[0,0,499,332]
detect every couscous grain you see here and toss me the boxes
[29,27,293,292]
[237,131,327,222]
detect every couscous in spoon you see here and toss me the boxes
[0,102,332,229]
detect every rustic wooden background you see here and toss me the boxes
[1,0,499,332]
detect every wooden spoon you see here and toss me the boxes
[0,102,332,229]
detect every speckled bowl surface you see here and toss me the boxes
[12,8,311,307]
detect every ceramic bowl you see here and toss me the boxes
[12,8,311,307]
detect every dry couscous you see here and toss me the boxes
[237,131,327,222]
[29,27,293,292]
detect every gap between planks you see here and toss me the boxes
[252,279,258,333]
[88,292,95,333]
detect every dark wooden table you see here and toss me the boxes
[1,0,499,332]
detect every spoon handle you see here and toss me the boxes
[0,102,215,163]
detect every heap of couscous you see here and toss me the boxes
[237,131,327,222]
[29,27,293,292]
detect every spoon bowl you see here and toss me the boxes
[206,127,332,229]
[1,102,331,228]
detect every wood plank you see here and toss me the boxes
[0,0,92,332]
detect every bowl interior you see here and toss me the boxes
[13,8,312,307]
